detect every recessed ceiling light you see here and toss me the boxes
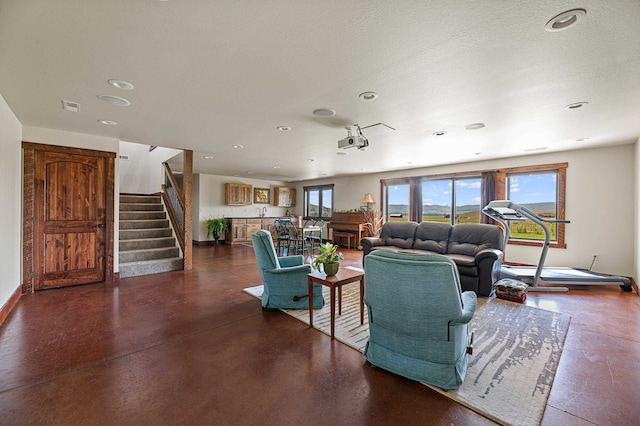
[545,9,586,32]
[524,147,548,152]
[307,158,315,162]
[204,155,214,159]
[336,152,348,156]
[565,102,588,110]
[273,166,280,169]
[407,162,413,165]
[465,123,485,130]
[108,79,134,90]
[432,131,447,136]
[98,119,117,126]
[474,152,482,156]
[247,171,254,174]
[97,95,130,106]
[359,91,378,101]
[276,126,291,131]
[576,137,590,142]
[232,144,244,149]
[312,108,336,117]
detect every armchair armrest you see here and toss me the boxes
[450,291,477,326]
[265,264,312,275]
[279,255,304,267]
[361,237,385,256]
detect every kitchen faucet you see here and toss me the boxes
[262,206,267,217]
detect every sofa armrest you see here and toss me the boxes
[474,248,502,263]
[361,237,385,256]
[450,291,477,325]
[475,249,504,297]
[278,255,304,267]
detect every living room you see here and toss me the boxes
[1,1,640,424]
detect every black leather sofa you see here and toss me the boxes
[361,221,504,296]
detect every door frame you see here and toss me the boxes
[22,142,115,293]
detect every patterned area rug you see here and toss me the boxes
[243,283,571,426]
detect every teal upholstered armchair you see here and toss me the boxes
[363,250,476,390]
[252,230,324,309]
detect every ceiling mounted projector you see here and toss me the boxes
[338,125,368,151]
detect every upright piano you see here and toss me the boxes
[327,212,368,250]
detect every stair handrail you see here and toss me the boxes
[162,162,185,252]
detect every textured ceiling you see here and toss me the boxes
[1,0,639,181]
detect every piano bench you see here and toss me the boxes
[332,231,356,250]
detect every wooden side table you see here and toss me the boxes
[307,267,364,339]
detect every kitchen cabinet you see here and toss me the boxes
[225,183,252,205]
[227,217,279,243]
[273,187,296,207]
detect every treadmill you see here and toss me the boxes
[482,200,632,292]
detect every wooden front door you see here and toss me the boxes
[28,144,114,291]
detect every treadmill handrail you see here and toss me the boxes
[482,200,567,286]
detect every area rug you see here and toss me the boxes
[243,283,571,426]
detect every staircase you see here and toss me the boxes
[119,194,183,278]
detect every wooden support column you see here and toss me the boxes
[183,150,193,270]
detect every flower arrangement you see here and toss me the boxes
[364,208,384,237]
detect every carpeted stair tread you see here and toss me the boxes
[119,257,183,278]
[119,228,173,239]
[119,237,176,251]
[119,211,167,220]
[119,203,164,211]
[120,219,170,229]
[119,246,180,263]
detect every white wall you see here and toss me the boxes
[635,138,639,286]
[0,94,22,310]
[119,141,181,194]
[22,125,122,272]
[194,174,292,241]
[294,144,636,278]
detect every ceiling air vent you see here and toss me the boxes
[61,100,80,112]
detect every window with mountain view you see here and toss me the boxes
[385,181,410,222]
[422,177,481,224]
[380,163,566,247]
[304,184,333,220]
[507,172,558,241]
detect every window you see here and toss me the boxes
[421,177,482,225]
[380,163,565,247]
[500,163,566,248]
[384,180,411,222]
[304,184,334,220]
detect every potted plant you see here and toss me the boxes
[206,217,229,245]
[312,242,344,276]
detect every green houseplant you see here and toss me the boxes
[313,242,344,276]
[206,217,229,245]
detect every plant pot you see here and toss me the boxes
[323,262,339,276]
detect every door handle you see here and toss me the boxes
[97,224,106,228]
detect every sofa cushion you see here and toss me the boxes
[380,222,418,249]
[445,253,476,268]
[447,224,504,257]
[413,222,452,254]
